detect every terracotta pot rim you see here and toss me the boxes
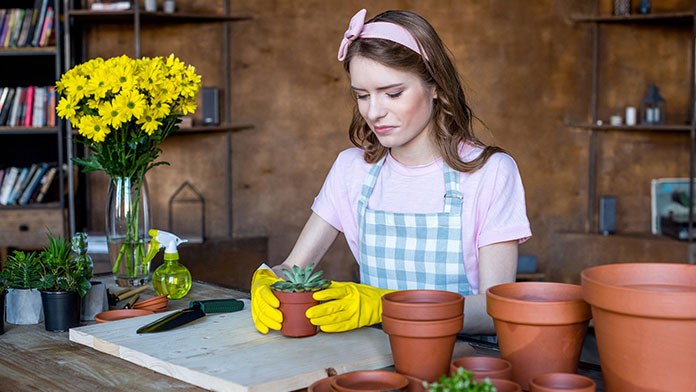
[582,263,696,319]
[451,356,512,373]
[382,314,463,337]
[331,370,409,392]
[383,290,464,306]
[487,282,591,324]
[273,290,319,304]
[530,372,596,390]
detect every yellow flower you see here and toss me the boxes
[165,54,185,76]
[156,79,179,103]
[86,68,111,100]
[79,115,110,143]
[181,97,197,115]
[109,57,136,93]
[65,75,89,101]
[114,89,146,121]
[98,100,127,129]
[138,57,165,93]
[150,99,171,119]
[137,109,162,135]
[56,96,78,119]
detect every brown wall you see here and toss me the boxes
[82,0,693,286]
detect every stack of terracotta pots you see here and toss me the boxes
[582,262,696,391]
[380,290,464,382]
[486,282,592,390]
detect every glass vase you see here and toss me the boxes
[106,176,152,287]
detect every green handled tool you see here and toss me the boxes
[136,299,244,334]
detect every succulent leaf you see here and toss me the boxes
[271,263,328,293]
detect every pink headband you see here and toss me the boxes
[337,9,428,61]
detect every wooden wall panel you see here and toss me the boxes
[80,0,694,286]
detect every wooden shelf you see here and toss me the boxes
[67,10,253,23]
[177,123,254,134]
[0,202,62,210]
[0,126,60,135]
[565,122,692,132]
[570,11,693,24]
[0,47,57,56]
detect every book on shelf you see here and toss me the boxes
[0,86,56,127]
[0,163,60,206]
[0,1,53,49]
[0,167,19,205]
[0,169,5,191]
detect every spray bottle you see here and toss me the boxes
[143,229,191,299]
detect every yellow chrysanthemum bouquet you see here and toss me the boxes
[56,54,201,284]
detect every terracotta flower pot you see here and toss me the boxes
[330,370,409,392]
[486,282,591,391]
[308,375,334,392]
[382,290,464,321]
[382,314,463,382]
[273,290,318,338]
[478,378,522,392]
[582,262,696,392]
[529,373,596,392]
[450,356,512,380]
[404,375,427,392]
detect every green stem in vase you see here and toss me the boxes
[112,243,127,275]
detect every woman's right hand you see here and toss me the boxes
[250,268,284,334]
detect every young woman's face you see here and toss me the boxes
[349,56,437,158]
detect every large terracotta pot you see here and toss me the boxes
[582,263,696,392]
[382,314,463,382]
[486,282,591,391]
[382,290,464,321]
[450,356,513,380]
[529,373,596,392]
[331,370,409,392]
[273,290,318,338]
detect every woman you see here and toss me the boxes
[251,9,531,336]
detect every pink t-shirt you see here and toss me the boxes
[311,145,532,294]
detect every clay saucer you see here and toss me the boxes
[134,295,168,306]
[308,376,335,392]
[94,309,154,323]
[137,304,168,313]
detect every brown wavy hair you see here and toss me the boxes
[343,10,505,172]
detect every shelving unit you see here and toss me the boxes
[0,0,68,252]
[567,3,695,242]
[62,0,253,238]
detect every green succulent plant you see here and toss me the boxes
[270,264,330,293]
[37,233,93,297]
[424,367,497,392]
[0,250,42,290]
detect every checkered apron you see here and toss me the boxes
[358,155,472,296]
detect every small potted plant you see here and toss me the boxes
[0,250,44,325]
[424,367,521,392]
[37,233,93,331]
[270,264,330,337]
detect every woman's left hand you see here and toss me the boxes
[306,281,395,332]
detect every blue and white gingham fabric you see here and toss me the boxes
[358,155,471,296]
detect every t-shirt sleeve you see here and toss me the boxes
[311,155,345,233]
[477,154,532,247]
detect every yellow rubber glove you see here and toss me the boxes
[306,281,396,333]
[250,268,284,334]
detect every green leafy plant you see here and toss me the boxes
[0,250,42,290]
[424,367,497,392]
[37,233,93,297]
[270,264,330,293]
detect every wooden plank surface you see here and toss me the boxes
[69,299,396,392]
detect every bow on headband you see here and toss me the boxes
[337,9,428,61]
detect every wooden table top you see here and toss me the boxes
[0,276,250,392]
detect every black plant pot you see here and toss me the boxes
[1,291,5,335]
[41,291,81,331]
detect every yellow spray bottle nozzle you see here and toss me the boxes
[143,230,160,265]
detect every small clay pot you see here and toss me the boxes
[382,290,464,321]
[582,263,696,391]
[486,282,591,391]
[94,309,154,323]
[480,378,522,392]
[330,370,409,392]
[450,356,512,380]
[404,375,427,392]
[308,375,334,392]
[529,373,596,392]
[273,290,318,338]
[382,314,463,382]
